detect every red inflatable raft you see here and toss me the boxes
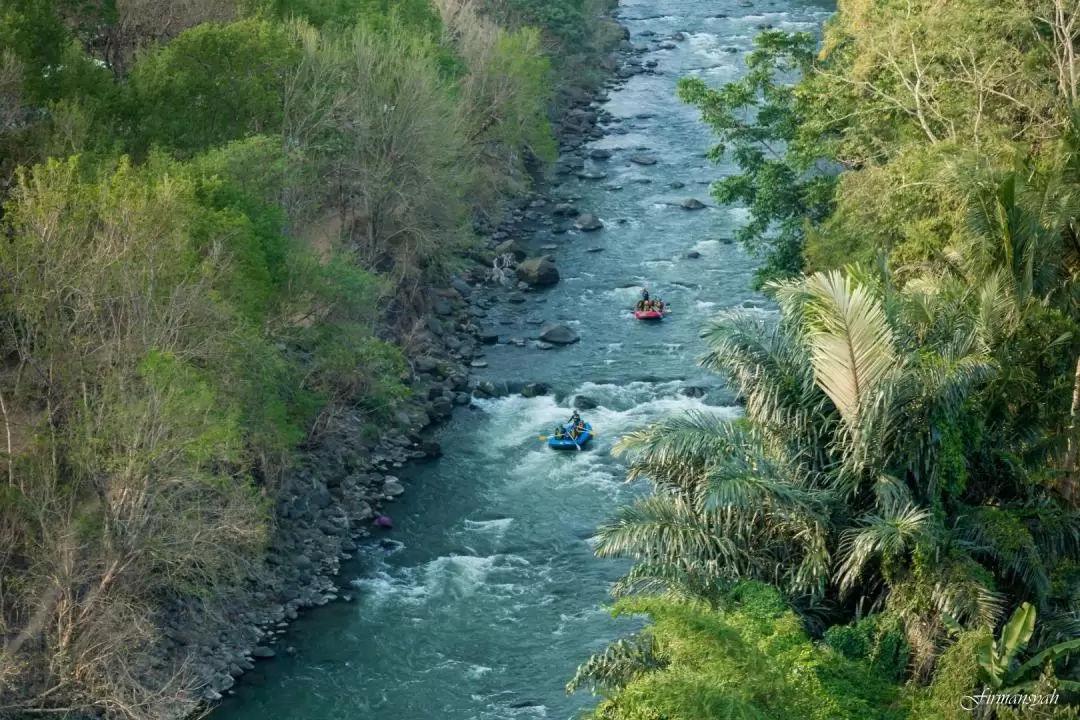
[633,309,664,320]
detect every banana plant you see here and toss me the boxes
[976,602,1080,694]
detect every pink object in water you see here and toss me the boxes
[374,515,393,528]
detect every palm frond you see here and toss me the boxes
[565,631,668,695]
[592,494,740,569]
[798,270,899,435]
[610,560,736,604]
[836,505,932,594]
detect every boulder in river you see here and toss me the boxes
[495,239,527,262]
[686,251,701,259]
[629,155,657,165]
[520,382,550,398]
[669,181,685,189]
[589,148,613,160]
[553,203,578,216]
[538,324,580,345]
[574,213,604,232]
[516,256,560,286]
[576,170,607,180]
[573,395,599,410]
[681,386,707,398]
[680,198,707,210]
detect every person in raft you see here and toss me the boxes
[641,286,650,302]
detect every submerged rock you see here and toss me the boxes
[574,213,604,231]
[516,256,560,286]
[538,324,580,345]
[680,198,706,210]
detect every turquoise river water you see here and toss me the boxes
[215,0,833,717]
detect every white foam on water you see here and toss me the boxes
[696,299,719,311]
[605,342,623,353]
[691,238,720,253]
[463,517,514,539]
[350,570,431,606]
[419,554,514,599]
[728,206,751,223]
[466,664,493,679]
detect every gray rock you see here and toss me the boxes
[574,213,604,232]
[251,646,276,659]
[575,170,607,180]
[538,324,580,345]
[669,181,685,189]
[629,155,656,165]
[431,398,453,418]
[451,278,472,296]
[516,257,560,287]
[573,395,599,410]
[589,148,612,160]
[470,360,488,368]
[495,239,527,262]
[680,198,706,210]
[681,386,707,398]
[479,331,499,344]
[586,246,604,253]
[434,300,453,316]
[520,382,550,398]
[686,251,701,259]
[414,357,438,373]
[383,478,405,497]
[507,292,527,303]
[553,203,578,216]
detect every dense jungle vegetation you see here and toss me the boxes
[0,0,619,716]
[568,0,1080,718]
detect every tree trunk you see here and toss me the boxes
[1063,355,1080,503]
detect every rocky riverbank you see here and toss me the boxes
[148,12,693,717]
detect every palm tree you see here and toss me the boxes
[591,263,1080,677]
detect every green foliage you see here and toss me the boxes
[824,615,910,683]
[0,0,112,104]
[677,30,836,290]
[571,583,906,720]
[128,19,299,157]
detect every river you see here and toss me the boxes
[214,0,832,717]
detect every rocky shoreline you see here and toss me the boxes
[154,12,691,717]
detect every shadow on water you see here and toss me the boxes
[214,1,834,718]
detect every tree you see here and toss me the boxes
[127,18,299,157]
[594,263,1080,678]
[567,583,905,720]
[676,30,836,289]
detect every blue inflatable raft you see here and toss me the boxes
[547,422,593,450]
